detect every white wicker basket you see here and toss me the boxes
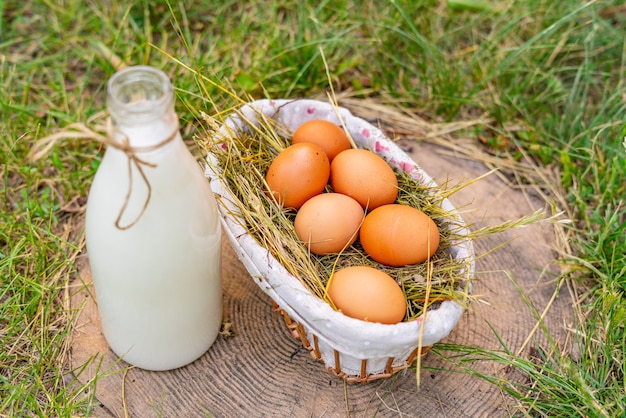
[205,99,475,383]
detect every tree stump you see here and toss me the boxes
[70,136,573,417]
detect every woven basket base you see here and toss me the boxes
[272,302,431,384]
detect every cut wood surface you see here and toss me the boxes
[70,132,573,417]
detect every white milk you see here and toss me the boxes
[85,66,222,370]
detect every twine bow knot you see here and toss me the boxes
[30,118,179,230]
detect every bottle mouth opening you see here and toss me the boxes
[107,66,173,117]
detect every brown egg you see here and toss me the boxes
[294,193,364,255]
[360,204,440,267]
[330,149,398,210]
[292,119,352,161]
[265,143,330,209]
[327,266,406,324]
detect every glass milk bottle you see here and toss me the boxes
[85,65,222,371]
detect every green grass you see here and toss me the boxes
[1,0,625,415]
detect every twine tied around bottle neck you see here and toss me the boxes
[30,119,179,230]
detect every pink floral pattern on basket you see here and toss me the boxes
[374,141,388,152]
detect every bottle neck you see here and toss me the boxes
[107,66,179,148]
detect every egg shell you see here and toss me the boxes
[330,149,398,210]
[294,193,364,255]
[360,204,440,266]
[327,266,406,324]
[292,119,352,161]
[265,143,330,209]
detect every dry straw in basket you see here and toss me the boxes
[203,102,478,321]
